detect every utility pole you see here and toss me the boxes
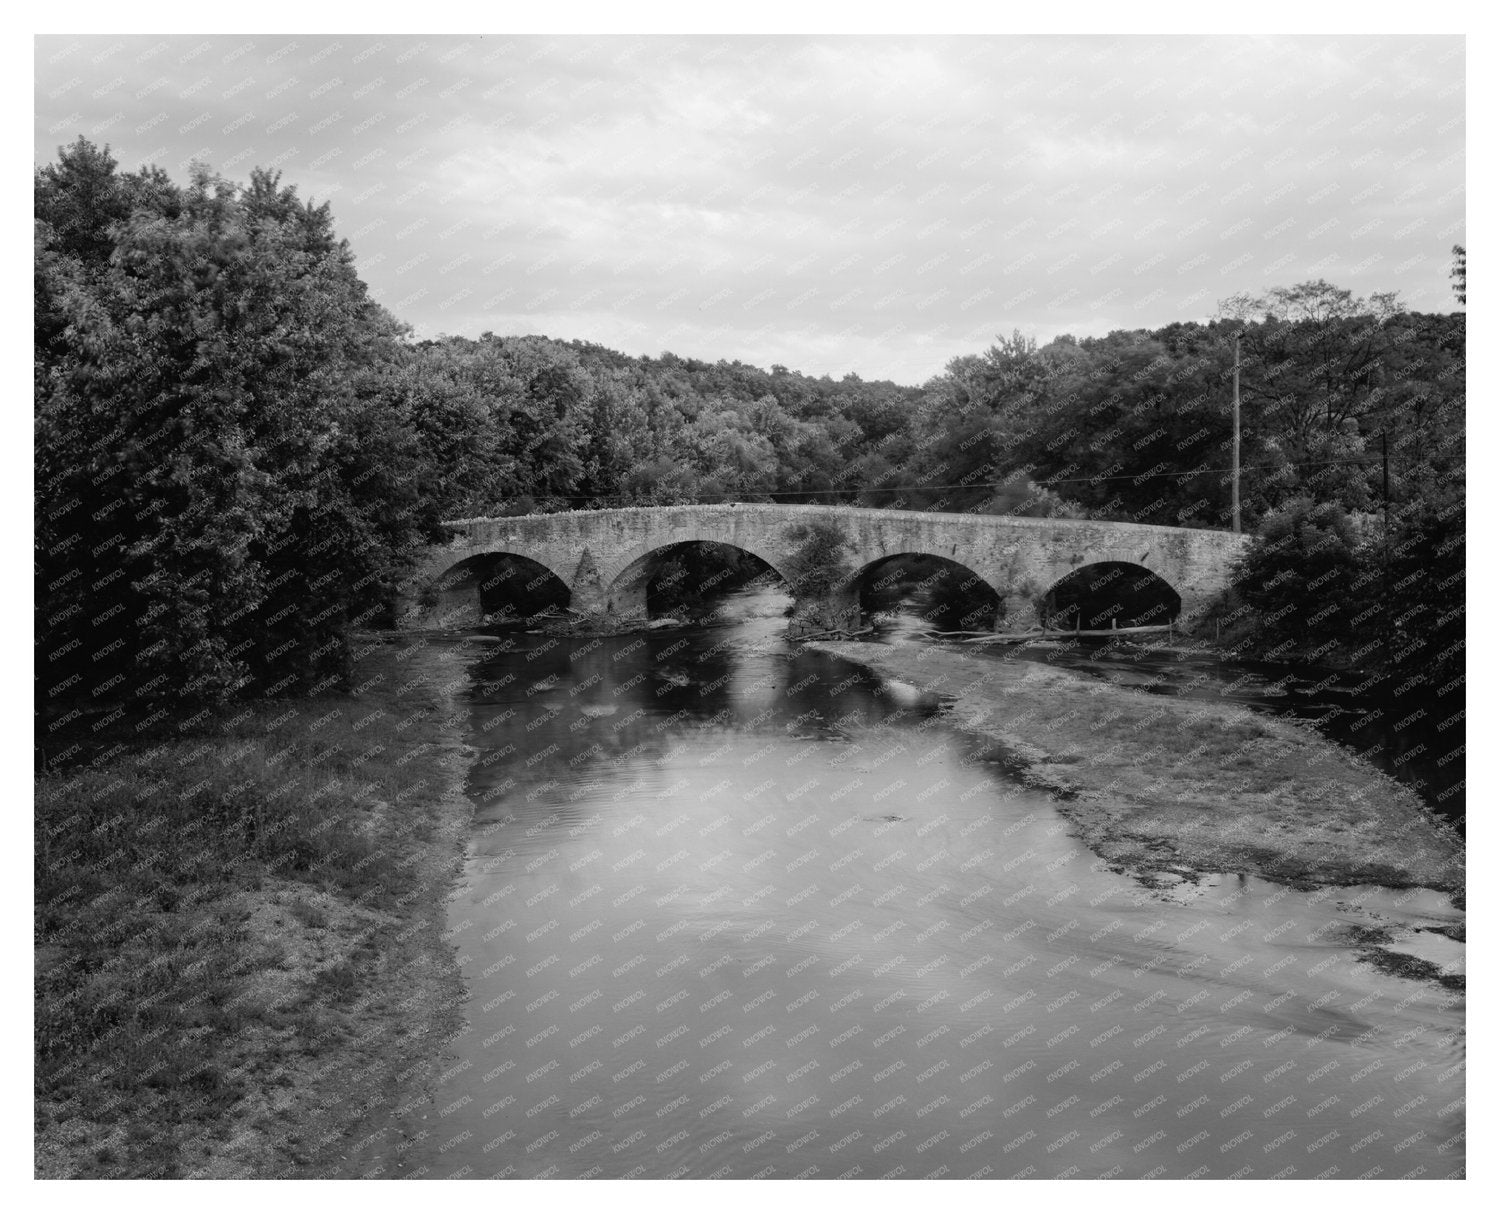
[1381,431,1390,541]
[1381,429,1392,667]
[1231,331,1242,534]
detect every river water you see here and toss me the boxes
[401,591,1464,1179]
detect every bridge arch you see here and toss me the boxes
[602,539,792,622]
[851,552,1003,632]
[419,551,572,628]
[1038,560,1182,630]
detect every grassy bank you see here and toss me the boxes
[35,638,476,1179]
[808,640,1463,894]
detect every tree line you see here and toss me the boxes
[36,140,1464,723]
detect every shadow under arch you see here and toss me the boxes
[423,551,571,628]
[853,552,1002,632]
[1039,561,1182,629]
[605,540,791,622]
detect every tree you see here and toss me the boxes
[1209,281,1409,517]
[34,137,132,264]
[679,402,778,500]
[1451,245,1466,305]
[36,151,420,708]
[1231,498,1371,649]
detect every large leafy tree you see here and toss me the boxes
[1215,281,1400,507]
[36,142,421,707]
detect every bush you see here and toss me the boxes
[1232,497,1372,648]
[781,519,853,600]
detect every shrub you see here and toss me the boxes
[781,519,854,600]
[1232,496,1371,647]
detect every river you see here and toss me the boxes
[397,590,1464,1179]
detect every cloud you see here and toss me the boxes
[35,34,1464,384]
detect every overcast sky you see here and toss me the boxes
[34,34,1464,385]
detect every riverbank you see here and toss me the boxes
[35,638,476,1179]
[806,640,1463,894]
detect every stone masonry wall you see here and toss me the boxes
[404,504,1249,630]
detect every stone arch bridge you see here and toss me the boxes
[403,504,1248,634]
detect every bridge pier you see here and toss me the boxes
[994,595,1038,634]
[562,548,653,632]
[785,577,862,639]
[1174,591,1213,631]
[396,566,486,630]
[603,562,650,627]
[566,549,608,626]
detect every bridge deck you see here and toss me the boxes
[439,501,1235,539]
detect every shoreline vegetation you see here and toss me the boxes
[806,639,1463,896]
[35,639,476,1179]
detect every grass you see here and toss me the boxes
[35,639,473,1178]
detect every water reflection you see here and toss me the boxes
[403,592,1463,1180]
